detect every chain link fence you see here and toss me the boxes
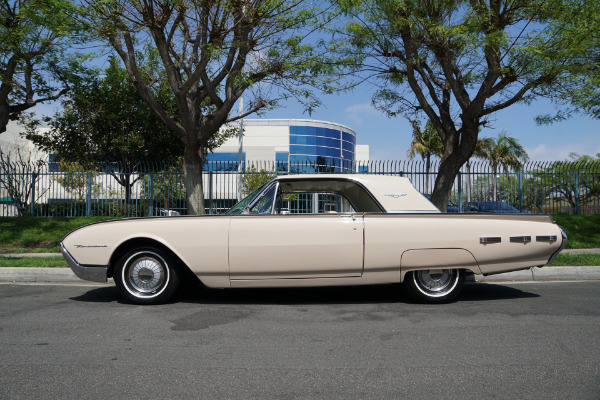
[1,159,598,217]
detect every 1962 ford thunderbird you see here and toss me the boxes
[61,174,567,304]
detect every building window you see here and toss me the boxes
[289,125,355,172]
[205,152,245,171]
[48,154,60,172]
[275,152,289,172]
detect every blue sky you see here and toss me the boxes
[259,88,600,162]
[31,82,598,162]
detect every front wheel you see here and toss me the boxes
[114,247,180,305]
[403,269,465,304]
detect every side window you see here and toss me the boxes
[277,192,355,214]
[250,185,277,214]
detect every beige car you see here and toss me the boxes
[61,174,567,304]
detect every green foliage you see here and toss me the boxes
[552,214,600,249]
[0,0,91,132]
[473,132,529,201]
[52,161,102,201]
[407,120,443,161]
[539,154,600,213]
[27,200,143,218]
[532,1,600,122]
[141,160,186,210]
[84,0,345,214]
[331,0,591,209]
[26,54,183,165]
[242,167,276,197]
[476,133,529,172]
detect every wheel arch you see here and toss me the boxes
[108,237,202,287]
[400,248,481,282]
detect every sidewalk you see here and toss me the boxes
[0,266,599,284]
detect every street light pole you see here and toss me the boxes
[237,95,244,201]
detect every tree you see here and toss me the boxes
[334,0,583,211]
[542,153,600,214]
[0,146,47,216]
[53,160,102,201]
[0,0,88,134]
[464,137,494,202]
[475,132,528,201]
[26,54,185,202]
[406,120,442,192]
[241,166,275,197]
[534,2,600,123]
[85,0,335,214]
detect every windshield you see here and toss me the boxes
[225,184,267,215]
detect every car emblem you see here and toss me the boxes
[385,193,407,198]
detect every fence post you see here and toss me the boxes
[574,172,580,215]
[457,171,463,213]
[208,171,213,214]
[30,172,37,216]
[86,172,92,217]
[518,171,524,212]
[148,173,154,216]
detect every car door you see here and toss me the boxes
[228,184,364,280]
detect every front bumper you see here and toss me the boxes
[60,243,108,283]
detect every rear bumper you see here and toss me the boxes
[548,226,568,265]
[60,243,108,283]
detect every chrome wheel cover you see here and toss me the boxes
[122,251,169,298]
[413,269,459,298]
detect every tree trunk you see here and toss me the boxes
[0,104,9,134]
[431,155,464,212]
[183,144,205,215]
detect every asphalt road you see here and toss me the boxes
[1,281,599,400]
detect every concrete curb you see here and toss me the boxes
[1,266,599,284]
[475,266,600,282]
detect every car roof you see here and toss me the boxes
[275,174,440,213]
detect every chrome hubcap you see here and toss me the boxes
[414,269,456,294]
[128,256,165,293]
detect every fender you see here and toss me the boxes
[400,248,481,281]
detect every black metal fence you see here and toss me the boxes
[1,159,598,217]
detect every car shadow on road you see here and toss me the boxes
[69,282,539,305]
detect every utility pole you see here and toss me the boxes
[237,95,244,201]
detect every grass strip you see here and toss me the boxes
[547,253,600,266]
[0,217,112,253]
[552,214,600,249]
[0,256,67,268]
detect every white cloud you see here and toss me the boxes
[345,103,381,125]
[526,141,600,161]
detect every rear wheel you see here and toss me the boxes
[114,247,180,305]
[403,269,465,304]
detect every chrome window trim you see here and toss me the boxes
[246,181,280,215]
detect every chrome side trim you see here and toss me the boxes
[537,235,558,242]
[480,237,501,244]
[510,236,532,243]
[60,243,108,283]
